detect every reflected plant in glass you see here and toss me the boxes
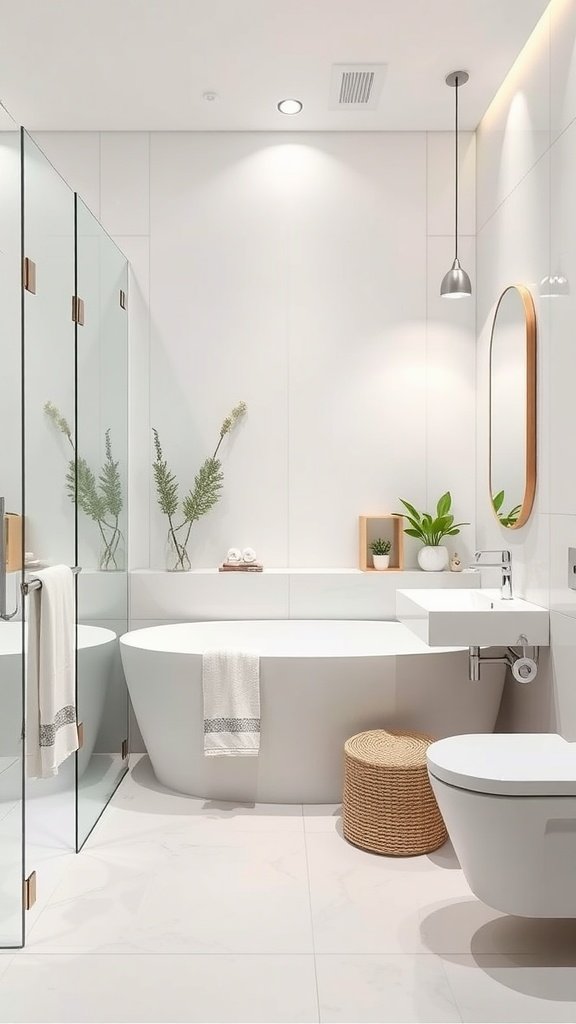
[152,401,247,571]
[492,490,521,528]
[44,402,124,570]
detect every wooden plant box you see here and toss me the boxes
[358,515,404,572]
[4,513,22,572]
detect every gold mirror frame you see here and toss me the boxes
[489,284,537,530]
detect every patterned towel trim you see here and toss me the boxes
[204,717,261,734]
[39,705,76,747]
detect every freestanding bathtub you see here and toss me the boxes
[120,620,506,803]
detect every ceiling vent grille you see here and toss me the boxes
[329,64,387,111]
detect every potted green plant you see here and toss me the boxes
[396,492,469,572]
[369,537,391,570]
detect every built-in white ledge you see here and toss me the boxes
[125,567,490,627]
[130,567,480,575]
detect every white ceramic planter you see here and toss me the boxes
[372,554,390,570]
[417,545,448,572]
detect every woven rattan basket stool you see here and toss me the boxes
[343,729,448,856]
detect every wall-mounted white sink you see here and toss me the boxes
[396,588,549,647]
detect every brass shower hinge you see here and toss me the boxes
[77,721,84,749]
[23,871,37,911]
[121,738,129,760]
[72,295,85,325]
[23,257,36,294]
[119,289,127,310]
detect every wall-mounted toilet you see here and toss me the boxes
[427,733,576,918]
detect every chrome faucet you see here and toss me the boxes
[471,549,513,600]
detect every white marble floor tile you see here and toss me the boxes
[6,751,576,1024]
[26,828,314,955]
[316,954,461,1023]
[0,954,15,985]
[442,955,576,1023]
[0,953,319,1023]
[420,897,576,961]
[92,757,305,837]
[23,847,77,937]
[0,801,23,947]
[306,834,472,955]
[303,804,342,833]
[419,896,506,959]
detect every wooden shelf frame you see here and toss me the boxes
[359,514,405,572]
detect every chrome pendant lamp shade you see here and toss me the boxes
[441,70,472,299]
[441,256,472,298]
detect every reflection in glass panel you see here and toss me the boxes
[0,128,24,947]
[22,131,76,904]
[75,196,129,849]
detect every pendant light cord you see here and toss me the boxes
[454,74,459,260]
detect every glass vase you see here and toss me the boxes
[99,530,125,571]
[166,530,191,572]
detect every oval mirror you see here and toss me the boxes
[489,285,536,529]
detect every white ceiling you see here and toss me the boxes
[0,0,549,131]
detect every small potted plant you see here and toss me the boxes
[396,492,469,572]
[369,537,391,570]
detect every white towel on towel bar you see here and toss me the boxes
[202,649,260,757]
[26,565,79,778]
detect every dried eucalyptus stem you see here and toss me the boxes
[152,401,247,570]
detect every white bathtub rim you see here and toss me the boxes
[0,622,117,657]
[120,619,465,658]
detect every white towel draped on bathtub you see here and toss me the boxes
[202,649,260,756]
[26,565,79,778]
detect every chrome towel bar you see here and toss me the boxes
[21,566,82,596]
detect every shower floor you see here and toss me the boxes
[0,755,575,1023]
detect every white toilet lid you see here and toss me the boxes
[427,734,576,796]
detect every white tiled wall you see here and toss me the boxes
[100,132,150,236]
[476,0,576,738]
[30,126,478,751]
[33,128,476,578]
[130,568,480,624]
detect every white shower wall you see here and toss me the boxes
[476,0,576,739]
[31,129,477,574]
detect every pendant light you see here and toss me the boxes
[441,70,472,299]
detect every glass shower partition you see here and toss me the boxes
[75,196,129,849]
[21,130,77,910]
[0,132,130,948]
[0,127,25,948]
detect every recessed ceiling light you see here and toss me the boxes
[277,98,303,115]
[202,91,218,102]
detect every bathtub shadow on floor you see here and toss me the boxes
[126,755,306,821]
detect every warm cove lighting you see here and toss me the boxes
[277,98,303,114]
